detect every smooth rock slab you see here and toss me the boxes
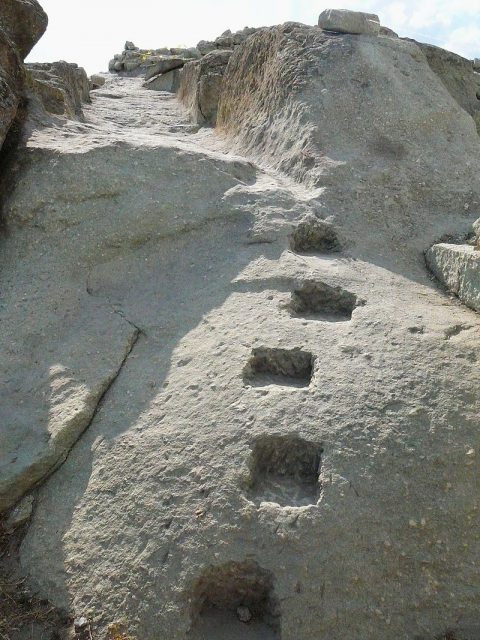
[143,68,181,92]
[318,9,380,35]
[426,243,480,311]
[144,57,185,81]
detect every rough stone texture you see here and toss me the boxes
[109,44,200,77]
[197,27,261,56]
[25,61,91,120]
[3,495,34,532]
[426,243,480,312]
[0,0,48,58]
[143,68,182,92]
[90,73,106,89]
[379,25,398,37]
[318,9,380,35]
[144,57,185,81]
[418,42,480,133]
[2,19,480,640]
[0,0,47,156]
[178,50,232,125]
[0,27,22,154]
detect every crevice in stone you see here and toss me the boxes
[243,347,314,387]
[21,327,140,509]
[189,560,280,640]
[245,434,322,507]
[287,281,362,321]
[0,97,28,235]
[86,274,146,337]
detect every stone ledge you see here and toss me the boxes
[426,243,480,311]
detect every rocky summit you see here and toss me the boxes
[1,4,480,640]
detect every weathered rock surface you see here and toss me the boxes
[90,73,106,89]
[109,42,199,77]
[144,57,185,81]
[178,50,232,124]
[2,14,480,640]
[144,68,182,92]
[25,61,91,120]
[418,42,480,133]
[0,0,48,155]
[1,0,48,59]
[318,9,380,35]
[426,243,480,311]
[197,26,261,56]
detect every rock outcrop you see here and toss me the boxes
[0,0,47,155]
[109,41,199,77]
[1,0,47,59]
[418,42,480,133]
[2,7,480,640]
[197,26,261,56]
[25,61,91,120]
[178,50,232,124]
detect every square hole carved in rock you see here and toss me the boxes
[189,561,280,640]
[290,216,340,254]
[243,347,314,388]
[288,281,361,321]
[246,434,322,507]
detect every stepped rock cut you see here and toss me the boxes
[1,9,480,640]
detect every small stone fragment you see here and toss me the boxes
[4,495,34,531]
[74,616,89,630]
[237,606,252,623]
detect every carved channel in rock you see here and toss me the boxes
[189,561,280,640]
[290,217,340,254]
[246,435,322,507]
[243,347,314,387]
[288,281,360,321]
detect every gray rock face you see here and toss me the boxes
[178,50,232,125]
[1,0,48,58]
[0,0,47,155]
[110,43,200,77]
[418,42,480,133]
[90,73,106,89]
[426,243,480,311]
[197,26,260,56]
[143,68,182,92]
[144,57,185,81]
[318,9,380,35]
[25,61,91,120]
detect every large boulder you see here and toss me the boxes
[318,9,380,35]
[144,56,185,81]
[143,68,182,92]
[1,0,48,58]
[178,50,232,125]
[0,0,48,155]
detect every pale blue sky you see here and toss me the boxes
[27,0,480,75]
